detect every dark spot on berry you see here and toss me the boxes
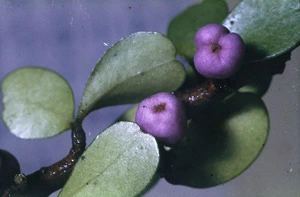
[230,20,234,25]
[81,156,85,161]
[211,42,221,53]
[153,103,166,112]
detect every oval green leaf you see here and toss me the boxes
[1,67,74,139]
[59,121,159,197]
[78,32,186,121]
[167,0,228,60]
[164,92,269,188]
[223,0,300,62]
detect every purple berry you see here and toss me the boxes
[194,24,245,79]
[135,92,187,145]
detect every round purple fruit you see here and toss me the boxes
[135,92,187,145]
[194,24,245,79]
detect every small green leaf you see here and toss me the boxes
[78,32,186,121]
[164,92,269,188]
[223,0,300,62]
[167,0,228,60]
[59,121,159,197]
[1,67,74,139]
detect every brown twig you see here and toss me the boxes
[174,79,234,119]
[1,120,86,197]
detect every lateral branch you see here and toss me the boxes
[1,121,86,197]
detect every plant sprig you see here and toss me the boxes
[0,0,299,196]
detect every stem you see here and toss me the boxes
[174,79,233,119]
[1,120,86,197]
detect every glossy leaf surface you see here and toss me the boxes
[164,92,269,188]
[59,121,159,197]
[223,0,300,62]
[167,0,228,60]
[78,32,186,121]
[1,67,74,139]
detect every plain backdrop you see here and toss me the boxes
[0,0,299,196]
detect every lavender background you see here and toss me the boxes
[0,0,299,196]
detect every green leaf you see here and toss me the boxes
[223,0,300,62]
[59,121,159,197]
[164,92,269,188]
[167,0,228,60]
[1,67,74,139]
[78,32,186,121]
